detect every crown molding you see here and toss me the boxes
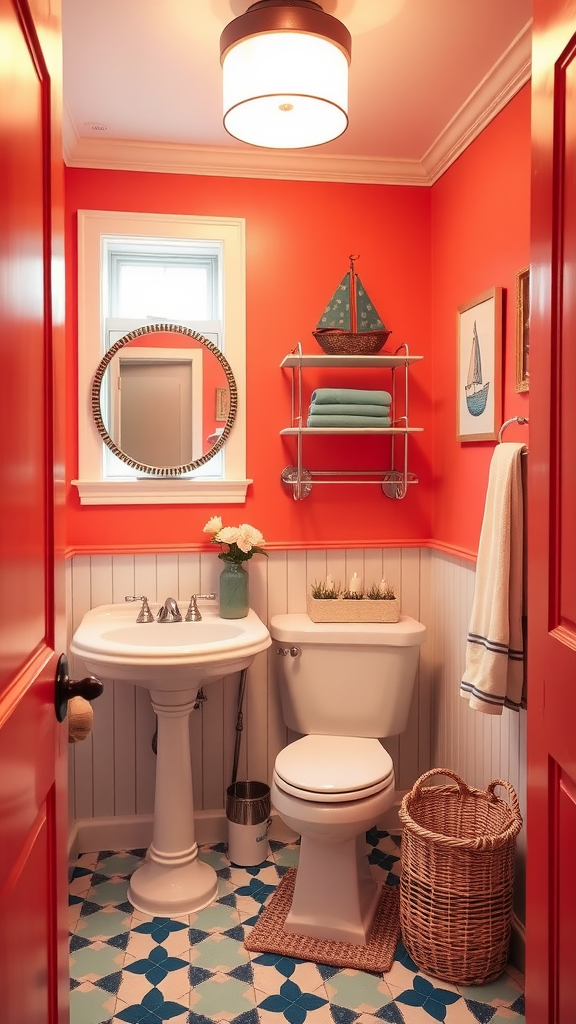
[63,22,531,187]
[64,130,428,186]
[62,100,80,167]
[422,20,532,184]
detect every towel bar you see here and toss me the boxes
[497,416,529,445]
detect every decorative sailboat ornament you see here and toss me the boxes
[465,320,490,416]
[313,255,391,354]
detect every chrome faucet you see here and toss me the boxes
[185,594,216,621]
[157,597,182,623]
[125,595,154,622]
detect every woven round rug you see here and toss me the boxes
[244,867,399,973]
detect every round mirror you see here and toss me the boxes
[92,323,238,476]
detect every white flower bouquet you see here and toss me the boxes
[203,517,267,565]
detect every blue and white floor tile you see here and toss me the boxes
[69,833,525,1024]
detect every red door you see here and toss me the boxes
[0,0,68,1020]
[526,1,576,1020]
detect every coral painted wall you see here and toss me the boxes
[430,84,531,558]
[64,84,530,558]
[65,171,432,553]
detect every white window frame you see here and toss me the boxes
[74,210,250,505]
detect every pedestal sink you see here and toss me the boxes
[70,601,271,917]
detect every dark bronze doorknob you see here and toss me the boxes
[55,653,103,723]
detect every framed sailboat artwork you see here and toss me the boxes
[456,287,503,442]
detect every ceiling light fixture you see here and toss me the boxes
[220,0,351,150]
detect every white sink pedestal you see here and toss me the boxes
[69,603,272,918]
[128,688,218,917]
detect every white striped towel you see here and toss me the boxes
[460,442,525,714]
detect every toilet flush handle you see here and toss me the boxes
[276,646,301,657]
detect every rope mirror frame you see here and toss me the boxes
[91,322,238,476]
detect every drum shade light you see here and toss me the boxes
[220,0,351,149]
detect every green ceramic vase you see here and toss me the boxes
[219,561,249,619]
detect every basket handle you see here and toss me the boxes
[411,767,472,798]
[486,779,522,823]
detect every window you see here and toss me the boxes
[74,211,249,505]
[106,237,220,321]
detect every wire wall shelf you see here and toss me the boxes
[279,342,423,501]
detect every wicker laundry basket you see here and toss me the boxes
[398,768,522,986]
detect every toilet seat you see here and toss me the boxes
[274,735,394,803]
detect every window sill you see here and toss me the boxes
[72,479,252,506]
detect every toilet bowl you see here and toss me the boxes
[270,613,426,945]
[272,734,395,943]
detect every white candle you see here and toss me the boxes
[326,575,333,588]
[349,572,362,594]
[380,577,388,590]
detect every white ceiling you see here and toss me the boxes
[62,0,532,185]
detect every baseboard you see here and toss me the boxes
[69,792,407,869]
[509,912,525,973]
[70,809,300,861]
[380,795,405,834]
[67,820,80,878]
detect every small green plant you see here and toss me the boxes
[342,590,365,600]
[310,579,340,599]
[366,582,396,600]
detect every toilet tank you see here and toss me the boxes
[270,614,426,739]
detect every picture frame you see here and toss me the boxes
[515,267,530,393]
[215,386,229,422]
[457,287,503,442]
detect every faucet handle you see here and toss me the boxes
[185,593,216,622]
[125,595,154,623]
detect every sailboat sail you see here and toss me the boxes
[465,320,489,416]
[313,255,391,354]
[317,272,386,333]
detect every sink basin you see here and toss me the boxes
[101,622,243,646]
[70,600,271,918]
[70,602,271,688]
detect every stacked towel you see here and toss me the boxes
[311,388,392,406]
[308,404,390,417]
[307,414,392,428]
[307,388,392,428]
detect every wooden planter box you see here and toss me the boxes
[307,596,400,623]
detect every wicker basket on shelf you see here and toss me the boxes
[398,768,522,986]
[307,596,399,623]
[312,329,390,355]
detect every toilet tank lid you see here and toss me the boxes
[270,613,426,646]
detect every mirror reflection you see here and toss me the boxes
[92,324,237,476]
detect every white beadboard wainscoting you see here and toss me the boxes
[428,550,527,963]
[67,547,432,847]
[66,546,526,946]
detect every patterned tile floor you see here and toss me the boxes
[69,830,525,1024]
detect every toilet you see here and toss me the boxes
[270,613,426,945]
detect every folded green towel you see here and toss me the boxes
[311,388,392,406]
[307,414,392,428]
[309,403,390,418]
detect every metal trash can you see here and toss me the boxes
[226,780,271,866]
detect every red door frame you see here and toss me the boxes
[526,1,576,1020]
[0,0,67,1018]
